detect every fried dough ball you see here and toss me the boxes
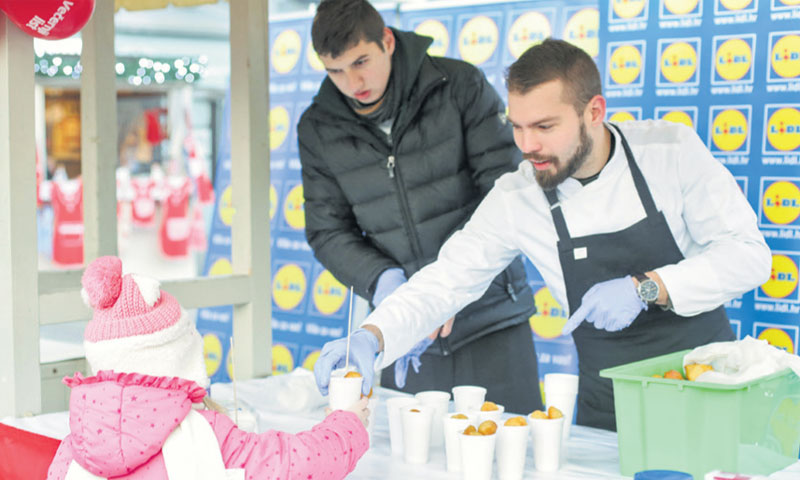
[504,416,528,426]
[477,420,498,435]
[480,401,499,411]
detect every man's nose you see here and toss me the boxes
[345,69,361,91]
[518,130,541,154]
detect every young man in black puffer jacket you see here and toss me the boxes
[298,0,542,414]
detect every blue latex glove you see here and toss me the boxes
[372,268,407,307]
[394,336,435,389]
[314,328,380,396]
[561,275,646,335]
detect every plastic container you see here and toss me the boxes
[600,349,800,479]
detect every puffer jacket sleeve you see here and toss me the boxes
[201,409,369,480]
[298,113,399,300]
[46,437,75,480]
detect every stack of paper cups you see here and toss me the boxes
[543,373,578,441]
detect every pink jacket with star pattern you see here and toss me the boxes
[46,371,369,480]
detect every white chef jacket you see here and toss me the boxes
[367,120,772,368]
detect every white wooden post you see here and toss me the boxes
[0,14,42,417]
[229,0,271,379]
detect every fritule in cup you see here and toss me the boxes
[473,401,505,425]
[415,390,451,448]
[328,370,363,411]
[496,418,529,480]
[401,404,435,464]
[442,412,474,473]
[529,415,564,472]
[459,422,497,480]
[386,396,419,456]
[452,385,487,413]
[543,373,578,441]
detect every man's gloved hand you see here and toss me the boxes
[372,268,407,307]
[314,328,380,396]
[561,275,646,335]
[394,336,435,389]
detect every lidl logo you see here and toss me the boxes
[760,253,800,300]
[769,32,800,81]
[218,185,234,226]
[302,350,321,371]
[209,257,233,276]
[656,107,697,128]
[271,29,302,74]
[269,183,278,222]
[271,344,295,375]
[203,333,223,376]
[529,286,568,339]
[658,38,700,85]
[755,324,798,354]
[312,269,348,315]
[306,41,325,72]
[563,8,599,58]
[709,106,751,153]
[764,105,800,153]
[270,106,290,151]
[415,19,450,57]
[507,11,552,59]
[713,35,755,83]
[283,184,305,230]
[716,0,756,13]
[608,109,639,123]
[458,15,499,66]
[762,180,800,225]
[611,0,647,19]
[273,263,307,311]
[773,0,800,9]
[607,42,644,87]
[663,0,701,16]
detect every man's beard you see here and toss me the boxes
[525,122,593,191]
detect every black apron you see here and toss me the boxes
[545,123,735,431]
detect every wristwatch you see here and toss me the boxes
[634,273,659,306]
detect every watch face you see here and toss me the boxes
[639,280,659,303]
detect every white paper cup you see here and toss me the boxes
[401,405,434,464]
[328,373,363,411]
[543,373,578,441]
[452,385,487,413]
[471,403,505,425]
[496,423,529,480]
[459,430,496,480]
[415,390,451,448]
[442,412,474,472]
[386,397,418,456]
[529,416,564,472]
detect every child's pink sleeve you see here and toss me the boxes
[201,409,369,480]
[46,438,74,480]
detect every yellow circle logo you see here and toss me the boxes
[662,110,694,128]
[269,184,278,221]
[209,257,233,276]
[711,109,748,151]
[761,254,799,299]
[307,41,325,72]
[271,29,302,74]
[273,263,307,310]
[661,41,698,84]
[720,0,753,9]
[715,38,752,81]
[563,8,599,58]
[778,0,800,4]
[458,16,499,65]
[609,111,636,123]
[270,106,290,151]
[203,333,223,377]
[767,107,800,152]
[609,44,643,85]
[613,0,647,18]
[272,344,295,375]
[218,185,235,226]
[758,328,795,354]
[302,350,321,371]
[664,0,699,15]
[529,287,568,339]
[312,269,347,315]
[415,19,450,57]
[771,34,800,79]
[507,12,551,59]
[763,181,800,225]
[283,184,305,230]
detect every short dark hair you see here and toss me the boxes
[311,0,386,58]
[505,38,601,113]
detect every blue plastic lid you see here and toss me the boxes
[634,470,693,480]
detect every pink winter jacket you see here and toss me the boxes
[46,371,369,480]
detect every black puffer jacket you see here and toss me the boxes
[298,29,535,354]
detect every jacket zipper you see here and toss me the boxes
[388,154,425,265]
[387,155,395,178]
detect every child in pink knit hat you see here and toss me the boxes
[47,256,370,480]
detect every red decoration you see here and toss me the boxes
[0,0,96,40]
[0,423,61,480]
[51,179,84,266]
[159,178,192,257]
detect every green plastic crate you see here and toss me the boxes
[599,349,800,479]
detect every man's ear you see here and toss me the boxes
[585,94,606,126]
[382,27,396,55]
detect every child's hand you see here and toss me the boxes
[327,397,370,428]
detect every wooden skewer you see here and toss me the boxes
[345,286,354,371]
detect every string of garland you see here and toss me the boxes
[34,53,207,85]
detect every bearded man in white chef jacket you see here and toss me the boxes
[313,38,771,431]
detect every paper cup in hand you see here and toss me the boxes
[496,423,529,480]
[386,397,418,456]
[415,390,451,448]
[459,429,496,480]
[543,373,578,440]
[328,372,362,411]
[442,412,474,472]
[529,416,564,472]
[452,385,486,413]
[401,405,434,464]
